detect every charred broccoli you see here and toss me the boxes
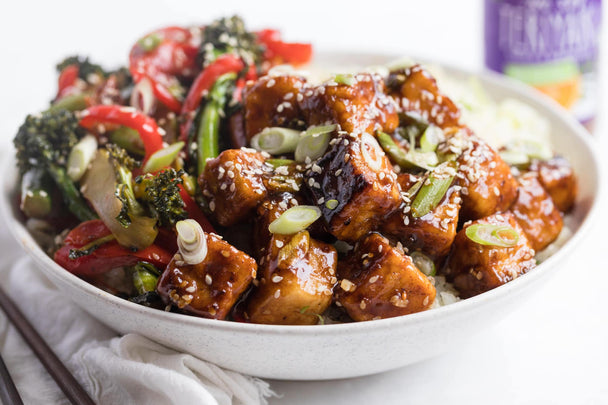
[106,144,187,228]
[13,109,96,221]
[135,169,188,227]
[198,15,263,67]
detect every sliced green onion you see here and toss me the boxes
[67,134,98,181]
[143,141,185,173]
[377,131,438,171]
[268,205,322,235]
[250,127,301,155]
[266,158,294,168]
[325,199,339,210]
[411,162,456,218]
[110,126,145,156]
[334,73,356,86]
[48,93,88,112]
[138,33,162,52]
[465,224,520,247]
[301,124,337,138]
[132,262,160,294]
[420,125,443,152]
[410,251,436,276]
[294,126,335,162]
[176,219,208,265]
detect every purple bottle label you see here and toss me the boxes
[485,0,602,123]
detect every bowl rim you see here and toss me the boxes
[1,52,602,336]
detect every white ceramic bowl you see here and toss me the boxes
[1,52,601,380]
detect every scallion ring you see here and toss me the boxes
[143,141,185,173]
[266,158,295,168]
[465,223,520,247]
[334,73,356,86]
[250,127,302,155]
[302,124,337,138]
[176,219,208,265]
[67,134,98,181]
[268,205,322,235]
[295,126,335,162]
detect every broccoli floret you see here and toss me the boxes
[135,169,188,227]
[106,144,145,227]
[13,109,96,221]
[56,55,108,80]
[198,15,263,67]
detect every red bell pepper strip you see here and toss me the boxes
[54,220,172,277]
[57,64,80,99]
[179,187,215,233]
[79,105,164,165]
[179,53,246,140]
[256,29,312,66]
[181,54,245,115]
[129,26,200,113]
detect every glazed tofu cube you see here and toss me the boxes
[157,232,257,319]
[387,64,461,129]
[335,233,436,321]
[199,148,269,226]
[243,74,307,140]
[529,156,577,212]
[246,231,338,325]
[253,192,299,260]
[299,73,399,135]
[510,174,563,252]
[305,132,401,242]
[455,135,518,221]
[444,212,536,298]
[381,173,462,260]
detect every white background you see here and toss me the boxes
[1,1,607,404]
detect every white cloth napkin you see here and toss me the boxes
[0,236,275,405]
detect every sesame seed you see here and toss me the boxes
[275,240,284,248]
[272,275,283,283]
[205,274,213,285]
[369,275,379,283]
[340,279,355,292]
[274,289,281,299]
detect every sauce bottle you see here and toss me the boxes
[484,0,602,131]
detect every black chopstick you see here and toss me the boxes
[0,286,95,405]
[0,352,23,405]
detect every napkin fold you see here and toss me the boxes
[0,252,274,405]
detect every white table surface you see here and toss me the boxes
[1,1,607,404]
